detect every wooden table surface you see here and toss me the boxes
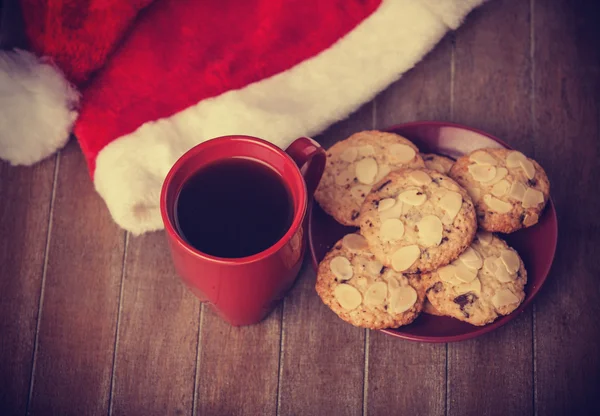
[1,0,599,415]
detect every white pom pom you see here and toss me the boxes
[0,49,79,165]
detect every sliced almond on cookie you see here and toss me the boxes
[499,249,520,274]
[458,247,483,270]
[391,245,421,272]
[522,188,544,209]
[355,158,378,185]
[350,185,371,202]
[483,167,509,186]
[508,181,527,201]
[339,147,358,163]
[468,164,497,182]
[417,215,443,247]
[374,164,391,182]
[491,289,520,309]
[440,180,461,192]
[379,199,404,221]
[506,151,527,168]
[389,144,416,163]
[520,159,536,179]
[522,212,539,227]
[364,282,388,306]
[455,277,482,295]
[380,219,405,241]
[491,179,510,197]
[398,189,427,206]
[342,234,368,251]
[366,260,384,276]
[427,162,446,173]
[483,256,498,275]
[438,264,460,285]
[470,150,497,165]
[334,284,362,310]
[330,256,353,281]
[454,262,478,283]
[483,194,513,214]
[389,286,417,313]
[358,145,375,157]
[439,191,463,224]
[493,258,512,282]
[409,170,432,186]
[386,275,400,290]
[476,231,493,246]
[378,198,396,212]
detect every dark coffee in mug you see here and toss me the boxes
[175,157,294,258]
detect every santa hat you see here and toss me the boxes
[0,0,486,235]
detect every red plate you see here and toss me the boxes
[308,121,558,342]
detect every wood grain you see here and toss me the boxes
[448,1,534,415]
[195,304,281,416]
[533,0,600,414]
[27,142,125,415]
[110,232,200,416]
[366,35,452,416]
[277,107,373,416]
[0,158,55,415]
[376,35,454,124]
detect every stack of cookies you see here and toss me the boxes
[314,131,550,329]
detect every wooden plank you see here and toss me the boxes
[27,142,125,415]
[278,106,372,416]
[195,305,281,416]
[448,1,534,415]
[366,35,452,416]
[447,313,532,414]
[0,158,55,415]
[110,232,200,416]
[367,332,446,416]
[453,0,534,146]
[376,35,454,124]
[533,0,600,414]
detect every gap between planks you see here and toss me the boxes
[25,151,61,414]
[191,302,205,416]
[529,0,538,415]
[275,302,285,416]
[362,330,370,416]
[107,231,130,416]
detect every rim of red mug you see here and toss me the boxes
[160,135,308,265]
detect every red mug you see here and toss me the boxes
[160,135,326,326]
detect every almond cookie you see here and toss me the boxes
[448,148,550,233]
[423,153,454,174]
[314,131,425,226]
[315,233,427,329]
[424,232,527,326]
[359,168,477,274]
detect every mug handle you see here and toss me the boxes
[285,137,327,198]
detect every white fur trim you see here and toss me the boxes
[0,49,79,165]
[420,0,490,29]
[94,0,485,234]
